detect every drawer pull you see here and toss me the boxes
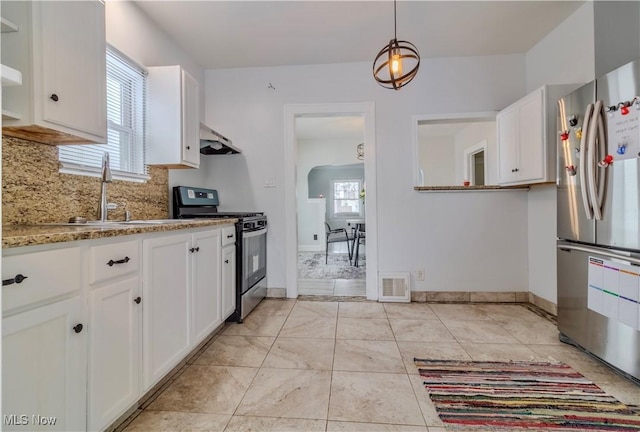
[73,323,83,334]
[225,259,229,264]
[134,296,142,304]
[2,274,28,286]
[227,234,234,238]
[107,256,130,267]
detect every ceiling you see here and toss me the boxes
[134,1,584,70]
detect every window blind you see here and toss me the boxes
[59,45,148,182]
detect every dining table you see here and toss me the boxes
[346,218,365,267]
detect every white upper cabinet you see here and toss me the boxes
[147,65,200,168]
[497,84,578,186]
[1,1,107,145]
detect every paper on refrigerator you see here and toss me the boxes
[588,256,640,330]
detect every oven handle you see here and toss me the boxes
[243,227,267,239]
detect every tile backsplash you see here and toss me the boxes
[2,135,169,225]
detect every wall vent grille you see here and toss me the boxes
[379,272,410,302]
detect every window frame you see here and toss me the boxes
[58,45,149,182]
[331,179,363,218]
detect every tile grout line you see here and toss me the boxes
[225,299,296,423]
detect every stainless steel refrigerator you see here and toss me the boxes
[557,58,640,384]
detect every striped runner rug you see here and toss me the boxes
[415,359,640,431]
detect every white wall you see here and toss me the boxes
[454,122,497,185]
[195,54,530,291]
[420,136,456,186]
[524,2,596,304]
[106,1,210,211]
[105,1,204,115]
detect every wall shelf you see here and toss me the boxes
[1,64,22,86]
[1,16,19,33]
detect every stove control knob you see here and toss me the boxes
[244,222,253,229]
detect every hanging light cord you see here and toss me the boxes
[393,0,397,40]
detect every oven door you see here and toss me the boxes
[242,227,267,294]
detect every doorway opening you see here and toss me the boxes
[295,116,366,296]
[284,102,377,300]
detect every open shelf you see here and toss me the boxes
[1,64,22,86]
[1,16,19,33]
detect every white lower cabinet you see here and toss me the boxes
[2,225,236,431]
[222,244,237,319]
[142,232,192,391]
[3,296,86,432]
[88,240,141,432]
[192,229,222,345]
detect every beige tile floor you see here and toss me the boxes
[123,300,640,432]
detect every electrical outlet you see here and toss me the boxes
[416,269,425,281]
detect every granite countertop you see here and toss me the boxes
[2,219,238,249]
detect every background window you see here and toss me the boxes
[333,180,361,216]
[59,45,148,181]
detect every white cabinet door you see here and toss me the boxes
[516,88,545,183]
[39,0,106,139]
[221,245,237,320]
[2,296,86,432]
[497,106,519,184]
[147,65,200,168]
[181,69,200,167]
[1,0,106,144]
[192,230,222,345]
[142,233,191,391]
[88,276,141,432]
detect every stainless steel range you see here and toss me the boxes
[173,186,267,322]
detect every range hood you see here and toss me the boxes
[199,123,241,155]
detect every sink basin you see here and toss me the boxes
[122,219,186,225]
[36,219,188,228]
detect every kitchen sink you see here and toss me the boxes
[121,219,186,225]
[36,219,185,227]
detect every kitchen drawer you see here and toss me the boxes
[222,226,236,247]
[3,247,82,313]
[90,240,140,285]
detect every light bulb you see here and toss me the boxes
[391,51,402,76]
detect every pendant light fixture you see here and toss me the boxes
[373,0,420,90]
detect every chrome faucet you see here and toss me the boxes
[97,152,113,221]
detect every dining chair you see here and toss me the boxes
[324,222,353,265]
[353,223,366,267]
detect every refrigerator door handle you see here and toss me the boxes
[557,244,640,266]
[586,100,607,221]
[579,103,594,220]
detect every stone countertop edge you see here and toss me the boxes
[414,183,549,191]
[2,219,239,249]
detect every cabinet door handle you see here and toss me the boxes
[227,234,234,238]
[50,93,59,102]
[514,168,519,172]
[2,274,28,286]
[195,247,200,252]
[107,256,130,266]
[134,296,142,304]
[190,247,200,253]
[186,146,191,150]
[73,323,83,333]
[225,259,229,264]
